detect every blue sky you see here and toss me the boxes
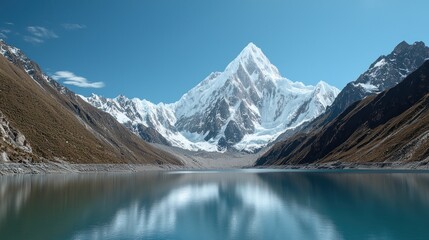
[1,0,428,103]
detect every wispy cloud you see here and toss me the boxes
[62,23,86,30]
[24,36,43,43]
[51,71,105,88]
[27,26,58,38]
[24,26,58,43]
[5,22,14,26]
[0,29,11,39]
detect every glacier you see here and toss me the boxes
[82,43,339,152]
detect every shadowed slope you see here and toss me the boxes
[257,60,429,165]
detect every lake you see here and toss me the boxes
[1,169,429,240]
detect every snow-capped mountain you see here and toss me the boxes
[83,43,339,152]
[325,41,429,121]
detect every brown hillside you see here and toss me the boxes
[0,54,181,165]
[257,60,429,166]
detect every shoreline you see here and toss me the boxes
[0,161,183,176]
[252,160,429,171]
[1,160,429,176]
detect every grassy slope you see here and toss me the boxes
[0,55,181,165]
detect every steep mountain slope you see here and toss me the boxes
[257,60,429,166]
[84,43,339,152]
[0,40,181,165]
[312,41,429,127]
[273,41,429,144]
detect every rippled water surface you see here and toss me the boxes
[1,169,429,240]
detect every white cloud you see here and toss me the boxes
[62,23,86,30]
[51,71,105,88]
[5,22,14,26]
[24,26,58,43]
[27,26,58,38]
[24,36,44,44]
[0,29,10,39]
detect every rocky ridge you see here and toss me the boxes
[257,60,429,166]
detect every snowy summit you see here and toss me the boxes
[83,43,340,152]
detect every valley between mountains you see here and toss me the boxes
[1,39,429,173]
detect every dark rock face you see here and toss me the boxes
[257,60,429,166]
[320,41,429,126]
[224,121,244,145]
[182,98,231,142]
[134,124,171,146]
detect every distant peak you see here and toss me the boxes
[412,41,426,48]
[314,80,339,92]
[117,94,127,99]
[397,40,409,46]
[393,41,410,53]
[393,40,428,54]
[316,80,329,87]
[89,93,104,100]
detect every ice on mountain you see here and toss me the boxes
[85,43,340,152]
[373,58,387,68]
[353,82,378,93]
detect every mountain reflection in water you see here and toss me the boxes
[1,170,429,240]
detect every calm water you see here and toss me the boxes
[1,170,429,240]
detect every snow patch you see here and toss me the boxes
[373,58,387,68]
[353,82,378,93]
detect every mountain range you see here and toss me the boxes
[310,41,429,129]
[1,38,429,168]
[257,43,429,166]
[83,43,339,152]
[0,39,181,165]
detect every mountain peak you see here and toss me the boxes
[225,42,281,79]
[316,80,329,87]
[85,41,339,152]
[240,42,261,55]
[394,41,427,55]
[236,42,266,62]
[413,41,426,47]
[393,41,410,53]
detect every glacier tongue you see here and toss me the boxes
[83,43,339,152]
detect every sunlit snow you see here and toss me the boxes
[83,43,340,152]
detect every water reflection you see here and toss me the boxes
[1,171,429,240]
